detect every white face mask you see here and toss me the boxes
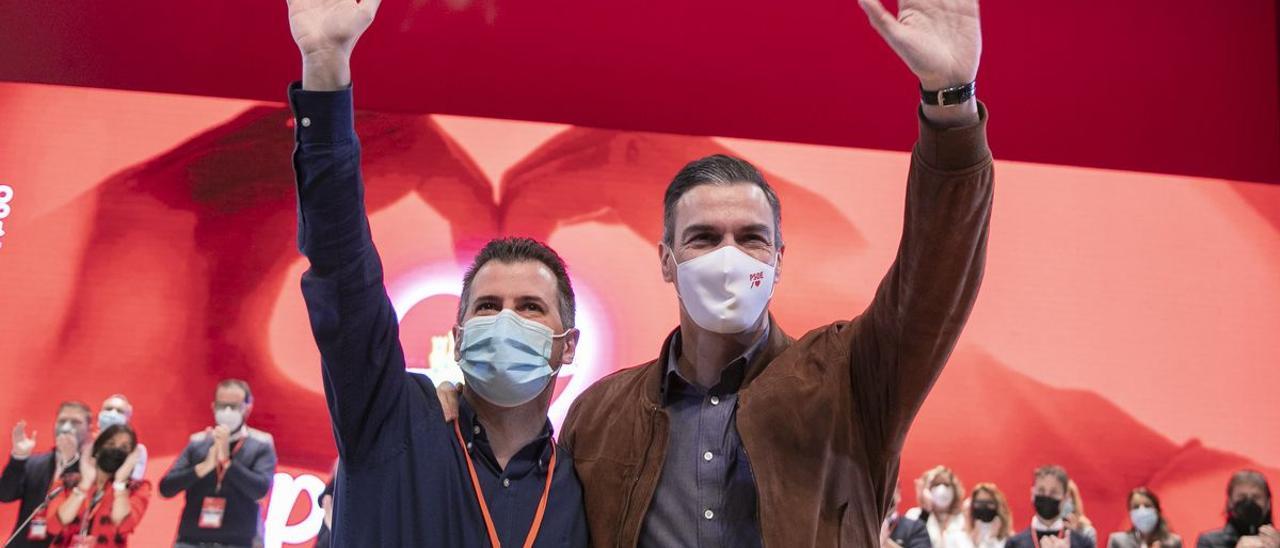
[215,407,244,431]
[1130,506,1159,534]
[98,409,128,430]
[674,246,776,334]
[457,309,572,408]
[930,484,955,509]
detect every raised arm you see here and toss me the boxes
[0,422,36,502]
[846,0,992,457]
[286,0,438,466]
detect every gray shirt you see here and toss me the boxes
[638,329,768,548]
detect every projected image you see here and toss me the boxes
[0,82,1278,545]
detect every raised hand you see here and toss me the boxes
[858,0,981,90]
[77,444,97,490]
[114,446,143,483]
[286,0,383,90]
[10,421,36,458]
[211,425,232,462]
[437,382,461,423]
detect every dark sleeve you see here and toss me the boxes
[289,82,440,467]
[0,455,28,502]
[158,442,201,498]
[902,522,933,548]
[221,442,276,501]
[846,103,994,459]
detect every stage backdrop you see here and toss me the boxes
[0,81,1278,546]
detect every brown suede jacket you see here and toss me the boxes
[561,104,994,548]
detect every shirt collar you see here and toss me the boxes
[1032,516,1064,532]
[661,324,770,404]
[456,396,555,480]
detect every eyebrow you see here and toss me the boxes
[471,295,502,308]
[680,224,721,238]
[473,295,554,309]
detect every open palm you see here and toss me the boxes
[288,0,381,57]
[11,421,35,457]
[859,0,981,90]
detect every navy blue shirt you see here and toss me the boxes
[289,82,588,548]
[639,329,768,547]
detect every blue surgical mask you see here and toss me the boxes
[98,409,128,430]
[1130,506,1158,534]
[457,310,572,407]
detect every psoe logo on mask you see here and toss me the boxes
[749,271,765,288]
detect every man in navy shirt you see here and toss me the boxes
[285,0,589,546]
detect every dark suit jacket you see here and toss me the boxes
[1195,524,1256,548]
[890,516,934,548]
[0,451,77,548]
[1008,527,1097,548]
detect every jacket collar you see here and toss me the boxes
[641,313,793,407]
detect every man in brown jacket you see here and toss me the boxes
[559,0,994,546]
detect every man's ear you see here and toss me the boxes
[659,242,676,283]
[452,324,463,362]
[558,329,580,366]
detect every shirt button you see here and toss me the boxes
[710,396,720,406]
[473,425,481,435]
[466,442,472,450]
[703,451,713,462]
[300,117,311,128]
[704,509,714,520]
[502,478,510,488]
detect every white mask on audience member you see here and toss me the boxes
[930,484,955,509]
[215,407,244,431]
[1130,506,1158,535]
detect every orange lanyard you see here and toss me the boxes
[214,440,245,493]
[452,421,556,548]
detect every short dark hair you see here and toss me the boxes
[1034,464,1071,492]
[662,154,783,247]
[93,424,137,455]
[457,237,576,329]
[57,401,92,420]
[1227,469,1274,523]
[216,379,253,405]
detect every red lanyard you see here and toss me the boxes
[1031,527,1066,548]
[76,486,110,539]
[452,421,556,548]
[214,440,245,493]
